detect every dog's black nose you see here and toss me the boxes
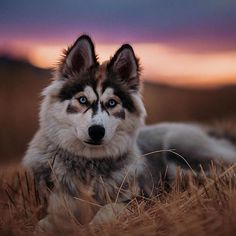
[88,125,105,142]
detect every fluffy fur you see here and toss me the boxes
[22,35,236,227]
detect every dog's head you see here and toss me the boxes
[40,35,146,158]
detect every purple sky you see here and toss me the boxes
[1,0,236,51]
[1,1,236,87]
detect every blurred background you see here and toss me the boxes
[0,0,236,164]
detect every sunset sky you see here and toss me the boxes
[1,0,236,87]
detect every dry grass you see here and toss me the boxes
[1,164,236,236]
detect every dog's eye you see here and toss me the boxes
[78,96,87,105]
[107,99,117,108]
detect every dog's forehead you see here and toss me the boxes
[100,87,114,100]
[82,85,115,101]
[83,86,97,100]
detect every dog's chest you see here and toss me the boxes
[51,148,138,204]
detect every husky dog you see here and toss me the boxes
[22,35,236,226]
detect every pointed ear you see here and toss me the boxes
[107,44,140,91]
[60,35,98,76]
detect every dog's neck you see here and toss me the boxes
[50,145,132,178]
[47,144,140,200]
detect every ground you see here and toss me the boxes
[1,163,236,236]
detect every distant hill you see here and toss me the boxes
[143,81,236,123]
[0,55,51,75]
[0,57,236,162]
[0,56,50,162]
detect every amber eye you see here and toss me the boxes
[78,96,87,105]
[107,99,117,108]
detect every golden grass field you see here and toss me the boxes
[1,57,236,235]
[1,163,236,235]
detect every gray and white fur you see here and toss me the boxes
[22,35,236,226]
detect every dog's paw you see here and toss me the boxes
[34,216,54,234]
[90,203,130,226]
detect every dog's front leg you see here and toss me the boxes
[35,190,100,233]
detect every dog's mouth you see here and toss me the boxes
[84,140,103,146]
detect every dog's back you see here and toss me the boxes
[138,122,236,179]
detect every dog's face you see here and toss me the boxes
[40,35,146,158]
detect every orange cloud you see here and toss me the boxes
[8,41,236,87]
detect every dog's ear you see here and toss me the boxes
[60,35,98,76]
[108,44,140,91]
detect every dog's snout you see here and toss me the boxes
[88,125,105,142]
